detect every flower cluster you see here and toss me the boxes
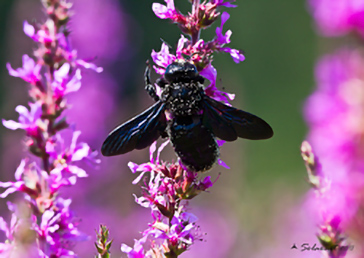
[0,0,100,257]
[151,0,243,104]
[304,0,364,255]
[302,49,364,256]
[301,141,351,258]
[308,0,364,39]
[121,142,215,257]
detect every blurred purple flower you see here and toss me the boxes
[0,212,16,255]
[6,54,41,85]
[2,102,42,137]
[304,49,364,179]
[121,235,147,258]
[52,63,82,98]
[303,49,364,254]
[309,0,364,38]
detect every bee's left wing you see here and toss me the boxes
[101,101,167,156]
[202,96,273,141]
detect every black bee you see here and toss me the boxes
[101,60,273,172]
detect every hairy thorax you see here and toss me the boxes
[161,81,204,116]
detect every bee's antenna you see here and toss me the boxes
[160,38,174,52]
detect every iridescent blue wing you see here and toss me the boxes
[101,101,167,156]
[202,96,273,141]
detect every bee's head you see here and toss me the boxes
[164,60,198,83]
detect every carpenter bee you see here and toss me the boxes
[101,60,273,172]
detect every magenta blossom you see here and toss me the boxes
[309,0,364,38]
[35,198,87,257]
[51,63,82,98]
[120,235,147,258]
[6,54,41,85]
[122,142,216,256]
[303,49,364,255]
[0,202,40,257]
[24,21,54,45]
[23,20,103,74]
[214,12,245,63]
[152,0,178,20]
[46,131,100,181]
[151,43,177,75]
[201,63,235,104]
[2,102,42,137]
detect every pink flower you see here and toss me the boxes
[121,235,147,258]
[52,63,82,98]
[152,0,177,20]
[46,131,100,181]
[6,54,41,85]
[214,12,245,63]
[23,21,53,44]
[151,43,176,74]
[2,102,42,136]
[35,198,87,257]
[303,49,364,253]
[201,63,235,104]
[309,0,364,38]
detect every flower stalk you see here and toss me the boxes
[0,0,101,256]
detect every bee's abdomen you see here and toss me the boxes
[168,116,218,172]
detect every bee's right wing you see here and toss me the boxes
[202,96,273,141]
[101,101,167,156]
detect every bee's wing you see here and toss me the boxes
[101,101,167,156]
[202,96,273,141]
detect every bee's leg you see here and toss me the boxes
[156,77,168,88]
[145,62,160,102]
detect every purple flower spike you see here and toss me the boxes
[2,1,103,256]
[152,0,177,20]
[6,54,41,85]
